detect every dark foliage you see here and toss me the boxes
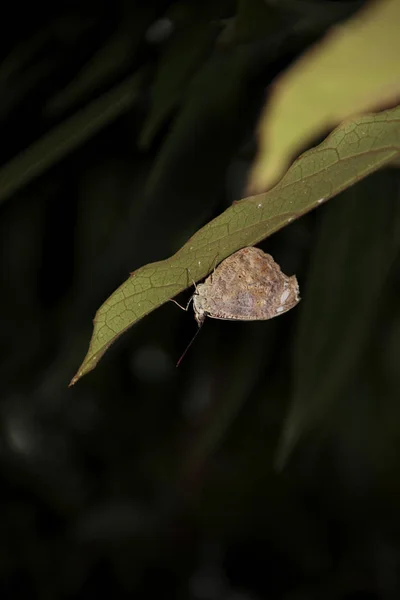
[1,1,400,598]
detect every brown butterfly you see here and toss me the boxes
[173,247,300,364]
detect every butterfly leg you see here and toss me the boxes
[170,295,194,311]
[186,267,198,292]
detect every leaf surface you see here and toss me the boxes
[70,105,400,385]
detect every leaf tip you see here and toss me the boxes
[69,358,96,387]
[69,350,100,387]
[68,371,81,387]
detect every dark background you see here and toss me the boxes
[1,0,400,598]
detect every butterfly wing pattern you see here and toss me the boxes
[192,247,300,326]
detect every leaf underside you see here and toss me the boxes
[70,105,400,385]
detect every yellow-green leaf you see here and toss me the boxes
[248,0,400,193]
[70,105,400,385]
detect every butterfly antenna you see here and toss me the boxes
[176,324,203,367]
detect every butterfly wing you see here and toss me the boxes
[197,247,299,322]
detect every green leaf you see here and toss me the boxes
[45,7,155,116]
[248,0,400,193]
[181,322,280,475]
[0,70,145,205]
[276,169,400,467]
[139,6,218,148]
[70,105,400,385]
[0,31,46,84]
[145,48,251,197]
[230,0,278,44]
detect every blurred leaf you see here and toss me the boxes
[277,170,400,467]
[0,70,145,205]
[236,0,275,39]
[218,0,278,46]
[248,0,400,193]
[0,30,46,84]
[46,7,155,116]
[181,322,279,478]
[144,48,251,198]
[139,5,218,148]
[74,160,133,282]
[70,105,400,384]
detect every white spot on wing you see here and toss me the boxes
[280,289,290,303]
[276,306,285,313]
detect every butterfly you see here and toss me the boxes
[172,246,300,364]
